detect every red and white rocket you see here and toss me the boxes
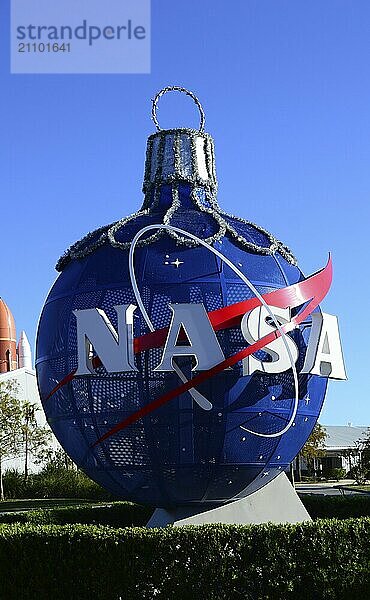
[0,297,32,372]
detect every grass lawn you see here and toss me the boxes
[344,485,370,493]
[0,498,97,513]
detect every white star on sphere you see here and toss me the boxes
[171,258,184,268]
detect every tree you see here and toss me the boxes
[297,423,327,481]
[20,401,52,480]
[39,447,75,472]
[0,380,23,500]
[349,428,370,484]
[361,429,370,480]
[0,379,52,499]
[340,447,360,479]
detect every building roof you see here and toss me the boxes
[323,425,369,451]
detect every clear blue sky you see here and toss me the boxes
[1,1,369,426]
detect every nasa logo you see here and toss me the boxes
[74,299,345,380]
[67,225,345,447]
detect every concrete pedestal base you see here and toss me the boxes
[146,473,311,528]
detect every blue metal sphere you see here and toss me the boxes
[36,204,327,508]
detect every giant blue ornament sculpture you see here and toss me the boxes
[36,87,329,509]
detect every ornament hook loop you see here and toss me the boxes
[151,86,205,133]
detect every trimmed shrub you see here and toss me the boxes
[0,519,369,599]
[325,467,346,481]
[2,495,370,529]
[301,494,370,519]
[0,501,153,527]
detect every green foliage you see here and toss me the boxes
[2,494,370,528]
[301,423,327,460]
[301,494,370,519]
[21,401,52,478]
[325,467,346,481]
[0,380,52,498]
[0,519,369,599]
[341,429,370,484]
[26,465,108,499]
[38,447,76,471]
[0,380,23,499]
[2,466,111,500]
[0,501,152,527]
[295,423,328,480]
[0,496,368,598]
[1,468,27,499]
[349,462,370,485]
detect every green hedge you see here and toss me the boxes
[3,467,111,500]
[0,519,369,599]
[300,494,370,519]
[2,495,370,528]
[0,501,152,527]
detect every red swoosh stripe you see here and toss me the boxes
[93,257,332,446]
[45,261,323,402]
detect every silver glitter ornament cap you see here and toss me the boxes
[56,86,298,271]
[143,128,218,196]
[142,86,218,201]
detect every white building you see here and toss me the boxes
[0,296,57,475]
[320,425,369,475]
